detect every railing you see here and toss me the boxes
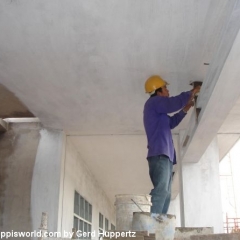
[223,215,240,233]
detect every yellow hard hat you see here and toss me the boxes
[145,75,169,93]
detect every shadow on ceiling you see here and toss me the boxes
[0,83,34,119]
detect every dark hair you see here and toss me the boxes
[150,87,162,97]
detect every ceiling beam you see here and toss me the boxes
[180,1,240,163]
[0,119,8,133]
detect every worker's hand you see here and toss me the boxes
[183,100,194,113]
[191,85,201,96]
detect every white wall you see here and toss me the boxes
[182,137,223,233]
[59,137,116,236]
[168,194,181,227]
[228,140,240,218]
[220,139,240,219]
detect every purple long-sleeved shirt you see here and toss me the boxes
[143,91,191,164]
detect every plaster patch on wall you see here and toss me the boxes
[0,123,41,233]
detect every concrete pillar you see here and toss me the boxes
[181,137,223,233]
[31,128,65,235]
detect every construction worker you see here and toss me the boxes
[143,75,200,220]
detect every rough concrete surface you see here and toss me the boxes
[174,227,213,239]
[190,233,240,240]
[0,122,41,236]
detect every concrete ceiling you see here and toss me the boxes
[0,0,234,134]
[1,0,240,203]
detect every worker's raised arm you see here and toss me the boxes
[154,85,200,113]
[154,91,191,114]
